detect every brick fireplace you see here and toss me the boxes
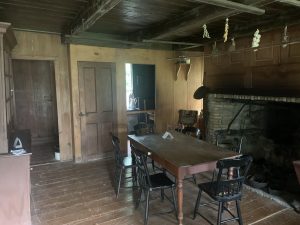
[206,93,300,144]
[206,93,300,202]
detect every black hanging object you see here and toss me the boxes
[193,86,209,99]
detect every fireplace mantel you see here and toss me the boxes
[210,93,300,104]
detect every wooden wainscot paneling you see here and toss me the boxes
[251,32,280,67]
[281,25,300,64]
[286,43,300,63]
[252,65,282,89]
[204,26,300,96]
[230,51,244,65]
[250,63,300,95]
[206,71,245,90]
[205,53,247,90]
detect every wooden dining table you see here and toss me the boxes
[128,132,239,225]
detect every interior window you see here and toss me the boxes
[125,63,155,111]
[125,63,133,110]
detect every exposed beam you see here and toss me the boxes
[136,0,272,41]
[71,0,122,35]
[142,39,204,46]
[277,0,300,7]
[188,0,265,15]
[13,27,61,35]
[63,32,173,50]
[0,1,79,14]
[66,32,199,46]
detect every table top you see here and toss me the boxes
[128,132,238,168]
[126,109,155,115]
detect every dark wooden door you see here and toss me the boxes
[13,60,58,144]
[78,62,115,161]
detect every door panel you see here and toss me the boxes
[13,61,33,132]
[83,67,97,113]
[99,68,113,111]
[101,122,113,153]
[86,123,98,157]
[78,62,115,161]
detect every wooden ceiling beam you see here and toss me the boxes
[277,0,300,7]
[71,0,122,35]
[188,0,265,15]
[64,32,172,50]
[142,39,204,46]
[137,0,272,41]
[0,1,79,14]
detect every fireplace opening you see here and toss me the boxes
[207,94,300,210]
[265,103,300,146]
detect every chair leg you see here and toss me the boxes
[236,200,243,225]
[192,175,197,184]
[217,202,223,225]
[116,167,123,198]
[151,159,155,172]
[114,167,118,193]
[171,187,178,219]
[161,189,164,201]
[193,189,202,219]
[132,167,137,186]
[136,187,143,209]
[144,189,150,225]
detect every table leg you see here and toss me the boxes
[177,178,183,225]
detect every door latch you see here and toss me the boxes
[79,112,86,117]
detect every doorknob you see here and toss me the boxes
[79,112,86,117]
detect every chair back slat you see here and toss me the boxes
[214,155,253,199]
[110,133,124,166]
[131,145,152,188]
[134,122,154,136]
[178,110,198,126]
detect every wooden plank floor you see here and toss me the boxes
[30,143,57,165]
[30,159,300,225]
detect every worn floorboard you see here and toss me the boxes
[30,143,57,165]
[30,159,300,225]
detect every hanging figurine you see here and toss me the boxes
[203,24,211,39]
[229,37,236,52]
[252,29,261,50]
[212,41,218,55]
[282,25,289,48]
[223,18,229,42]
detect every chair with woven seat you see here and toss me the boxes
[131,145,177,225]
[193,155,253,225]
[111,133,137,198]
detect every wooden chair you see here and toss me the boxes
[193,155,253,225]
[178,110,198,133]
[111,133,137,198]
[177,109,199,183]
[131,145,177,225]
[133,122,153,136]
[216,133,244,154]
[133,122,158,172]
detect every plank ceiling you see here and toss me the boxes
[0,0,300,50]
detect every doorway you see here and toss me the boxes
[13,59,58,165]
[126,63,155,134]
